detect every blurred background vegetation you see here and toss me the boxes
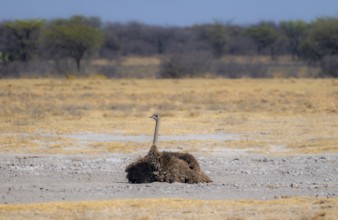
[1,15,338,78]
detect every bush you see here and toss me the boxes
[320,55,338,77]
[158,52,213,78]
[215,60,268,78]
[0,60,50,78]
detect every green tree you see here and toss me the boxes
[3,19,44,62]
[280,20,309,60]
[41,16,104,73]
[300,17,338,77]
[207,22,227,58]
[301,17,338,60]
[247,22,279,59]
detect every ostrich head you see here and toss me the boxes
[149,113,160,121]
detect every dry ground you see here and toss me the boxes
[0,78,338,219]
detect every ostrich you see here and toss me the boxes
[125,114,212,184]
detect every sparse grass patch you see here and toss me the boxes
[289,138,338,154]
[89,142,140,153]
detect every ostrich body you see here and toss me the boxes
[125,114,212,184]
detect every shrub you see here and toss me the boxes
[158,52,213,78]
[320,55,338,77]
[215,60,268,78]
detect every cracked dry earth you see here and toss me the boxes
[0,152,337,204]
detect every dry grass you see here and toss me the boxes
[0,197,337,220]
[0,78,338,154]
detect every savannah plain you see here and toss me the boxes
[0,72,338,219]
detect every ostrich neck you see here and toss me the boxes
[153,119,160,145]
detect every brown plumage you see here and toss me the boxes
[125,114,212,184]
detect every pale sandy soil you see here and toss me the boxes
[0,152,337,204]
[0,152,337,219]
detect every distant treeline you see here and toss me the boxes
[1,15,338,78]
